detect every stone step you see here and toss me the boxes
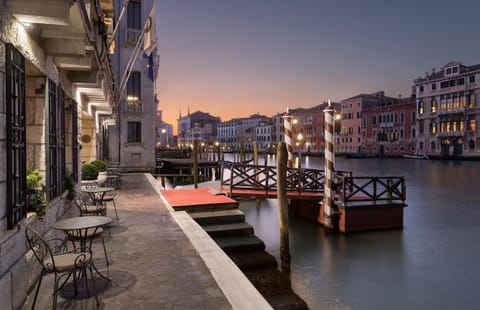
[203,222,254,238]
[213,235,265,254]
[228,251,278,271]
[243,269,309,309]
[190,209,245,226]
[173,201,239,213]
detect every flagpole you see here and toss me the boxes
[109,0,131,49]
[115,0,157,106]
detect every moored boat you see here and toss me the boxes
[402,154,429,160]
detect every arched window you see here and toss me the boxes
[419,101,424,114]
[431,99,437,113]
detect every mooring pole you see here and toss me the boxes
[193,140,199,188]
[283,111,293,168]
[240,141,245,163]
[277,142,291,272]
[322,100,336,229]
[253,141,259,182]
[253,141,259,166]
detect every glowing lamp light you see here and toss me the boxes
[297,133,303,142]
[127,96,139,101]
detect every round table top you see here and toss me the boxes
[82,187,115,194]
[51,216,112,231]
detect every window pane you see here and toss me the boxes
[127,1,141,29]
[127,72,141,98]
[128,122,142,142]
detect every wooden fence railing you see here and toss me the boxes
[221,163,406,206]
[220,163,351,196]
[337,176,406,206]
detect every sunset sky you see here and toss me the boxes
[155,0,480,132]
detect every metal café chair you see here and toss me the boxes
[100,189,119,220]
[25,228,99,309]
[67,194,110,266]
[76,191,107,217]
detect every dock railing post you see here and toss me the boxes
[322,99,336,230]
[193,140,198,188]
[240,142,245,163]
[253,141,259,183]
[277,142,291,273]
[387,178,392,200]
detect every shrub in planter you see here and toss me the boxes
[26,169,47,215]
[82,163,98,180]
[29,191,47,216]
[90,160,107,172]
[27,169,43,195]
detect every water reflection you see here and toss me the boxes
[238,156,480,309]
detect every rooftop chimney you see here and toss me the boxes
[432,68,436,74]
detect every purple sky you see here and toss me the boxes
[155,0,480,130]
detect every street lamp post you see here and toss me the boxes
[297,132,303,169]
[161,128,167,148]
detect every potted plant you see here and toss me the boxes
[26,169,48,216]
[81,163,98,180]
[64,171,76,200]
[90,160,107,173]
[91,160,108,185]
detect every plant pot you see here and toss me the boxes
[97,171,108,185]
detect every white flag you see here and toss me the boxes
[143,3,157,56]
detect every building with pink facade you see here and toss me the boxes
[336,91,416,157]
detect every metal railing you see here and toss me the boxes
[221,163,406,206]
[220,162,351,197]
[337,176,406,206]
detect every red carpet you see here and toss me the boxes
[162,188,236,208]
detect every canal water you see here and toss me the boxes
[236,155,480,310]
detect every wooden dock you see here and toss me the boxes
[220,162,408,233]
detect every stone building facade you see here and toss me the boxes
[335,91,416,156]
[178,110,221,146]
[217,114,268,151]
[361,97,416,156]
[0,1,115,308]
[414,61,480,157]
[337,93,382,154]
[104,0,159,171]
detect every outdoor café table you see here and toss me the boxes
[82,186,115,206]
[51,216,112,280]
[51,216,112,249]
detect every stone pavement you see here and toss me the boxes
[22,173,233,309]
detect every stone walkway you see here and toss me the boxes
[22,173,232,309]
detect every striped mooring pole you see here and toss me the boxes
[283,111,293,168]
[323,99,336,229]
